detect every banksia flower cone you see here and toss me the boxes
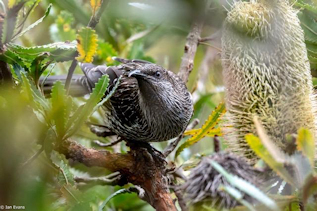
[183,152,261,209]
[221,0,317,163]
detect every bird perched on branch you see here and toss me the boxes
[42,58,193,142]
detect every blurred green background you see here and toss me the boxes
[1,0,317,210]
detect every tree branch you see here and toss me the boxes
[57,140,176,211]
[178,19,204,83]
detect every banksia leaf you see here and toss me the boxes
[90,0,102,14]
[8,41,77,62]
[11,4,52,41]
[245,134,295,187]
[296,128,315,167]
[20,72,49,112]
[50,81,73,140]
[66,75,109,138]
[175,102,225,158]
[76,27,98,63]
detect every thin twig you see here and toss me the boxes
[174,186,188,211]
[214,135,220,152]
[199,30,221,43]
[199,42,222,52]
[178,19,205,83]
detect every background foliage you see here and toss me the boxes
[1,0,317,210]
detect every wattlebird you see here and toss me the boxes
[42,58,193,143]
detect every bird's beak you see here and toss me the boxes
[128,69,146,78]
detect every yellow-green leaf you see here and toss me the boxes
[297,128,315,167]
[184,128,222,137]
[90,0,102,14]
[245,134,296,187]
[76,27,98,63]
[175,102,225,158]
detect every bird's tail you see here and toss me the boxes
[40,63,122,97]
[40,74,91,97]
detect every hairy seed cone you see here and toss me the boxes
[222,0,317,163]
[183,152,261,209]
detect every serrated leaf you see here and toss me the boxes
[20,71,49,112]
[175,102,225,158]
[245,134,296,187]
[296,128,315,168]
[99,189,131,211]
[2,2,25,44]
[65,75,109,138]
[210,161,280,211]
[8,41,77,62]
[50,81,71,140]
[11,4,52,41]
[90,0,102,14]
[0,48,29,67]
[76,27,98,63]
[50,151,75,185]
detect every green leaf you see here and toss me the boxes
[8,41,77,62]
[11,4,52,41]
[296,128,315,167]
[99,189,132,211]
[175,102,225,158]
[50,151,75,185]
[219,185,256,211]
[245,134,296,187]
[50,81,72,140]
[76,27,98,63]
[20,71,49,112]
[65,75,109,138]
[210,161,280,211]
[193,93,215,119]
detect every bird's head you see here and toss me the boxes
[128,64,170,86]
[127,62,193,120]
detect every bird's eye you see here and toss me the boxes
[155,71,161,78]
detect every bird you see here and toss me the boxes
[42,58,194,143]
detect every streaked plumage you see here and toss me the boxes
[42,58,193,142]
